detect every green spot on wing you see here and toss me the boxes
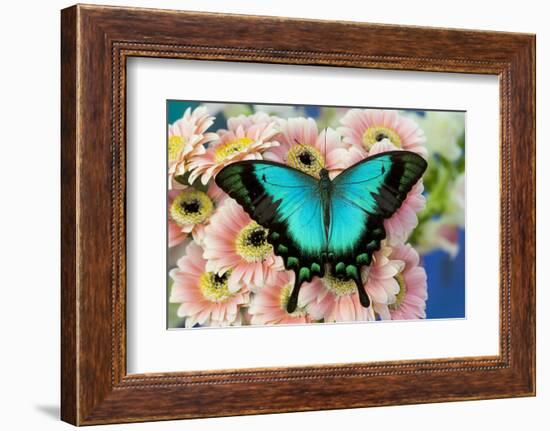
[287,256,299,269]
[277,244,288,254]
[298,267,311,282]
[346,265,359,280]
[356,253,371,266]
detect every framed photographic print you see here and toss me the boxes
[61,4,535,425]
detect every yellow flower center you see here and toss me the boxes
[235,221,273,262]
[214,136,255,162]
[279,283,307,317]
[198,271,233,302]
[389,273,407,310]
[170,189,214,226]
[168,135,186,161]
[362,126,402,151]
[323,273,356,297]
[286,143,325,178]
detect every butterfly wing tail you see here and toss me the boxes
[341,264,371,308]
[355,274,371,308]
[286,267,313,313]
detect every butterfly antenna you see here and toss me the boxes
[324,127,328,161]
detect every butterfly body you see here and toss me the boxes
[317,168,333,239]
[215,151,427,313]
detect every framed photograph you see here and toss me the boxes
[61,4,535,425]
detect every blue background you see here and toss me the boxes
[423,229,465,319]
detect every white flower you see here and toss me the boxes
[415,216,461,258]
[414,112,465,161]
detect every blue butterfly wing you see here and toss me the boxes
[215,161,327,289]
[215,152,426,313]
[329,151,427,284]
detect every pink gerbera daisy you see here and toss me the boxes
[373,244,428,320]
[363,246,406,320]
[368,140,426,245]
[168,106,218,189]
[263,117,351,179]
[248,271,319,325]
[202,198,284,291]
[188,118,279,185]
[384,180,425,245]
[169,242,250,327]
[168,220,188,248]
[168,183,226,248]
[339,109,427,158]
[306,271,376,323]
[226,111,276,131]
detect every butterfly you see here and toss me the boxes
[215,150,427,313]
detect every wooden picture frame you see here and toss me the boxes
[61,4,535,425]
